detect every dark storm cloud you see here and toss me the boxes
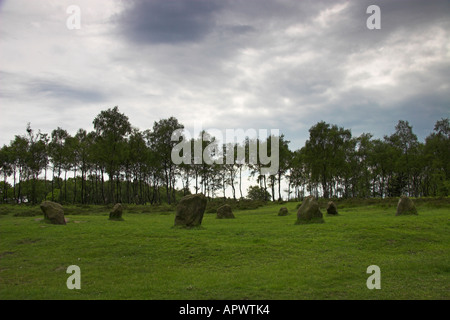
[114,0,224,45]
[113,0,332,46]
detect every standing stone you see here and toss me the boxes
[278,207,289,216]
[40,201,66,225]
[396,196,418,216]
[326,201,338,215]
[295,196,324,224]
[216,204,235,219]
[174,193,207,228]
[109,203,124,221]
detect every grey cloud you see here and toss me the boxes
[27,78,106,104]
[114,0,224,45]
[287,0,450,56]
[1,0,449,150]
[0,70,106,105]
[218,24,255,37]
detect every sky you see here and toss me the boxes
[0,0,449,153]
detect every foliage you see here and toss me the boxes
[0,108,448,206]
[246,185,272,201]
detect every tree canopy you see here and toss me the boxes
[0,107,448,205]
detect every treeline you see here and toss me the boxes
[0,106,448,205]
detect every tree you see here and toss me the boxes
[148,117,184,204]
[275,134,291,201]
[424,118,450,196]
[222,142,239,199]
[246,185,271,201]
[352,133,373,198]
[288,148,309,200]
[0,145,12,203]
[63,133,82,204]
[93,106,131,203]
[49,127,69,202]
[10,134,30,203]
[26,124,48,204]
[303,121,352,198]
[247,137,270,201]
[384,120,419,196]
[368,139,392,198]
[72,129,93,204]
[126,128,151,204]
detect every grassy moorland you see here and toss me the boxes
[0,198,448,300]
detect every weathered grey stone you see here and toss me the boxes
[109,203,124,221]
[396,196,418,216]
[174,194,207,228]
[216,204,235,219]
[40,201,66,225]
[295,196,324,224]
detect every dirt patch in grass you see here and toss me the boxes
[16,238,41,245]
[0,251,15,259]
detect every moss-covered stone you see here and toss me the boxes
[174,193,207,228]
[326,201,338,215]
[40,201,66,225]
[278,207,289,216]
[216,204,235,219]
[109,203,124,221]
[396,196,418,216]
[295,196,324,224]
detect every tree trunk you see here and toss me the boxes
[222,176,226,200]
[13,167,16,203]
[2,174,7,203]
[278,173,282,201]
[101,168,106,204]
[271,179,275,202]
[73,167,77,204]
[263,175,268,201]
[64,170,67,203]
[165,166,171,204]
[17,169,21,204]
[239,166,243,199]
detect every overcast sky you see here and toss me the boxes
[0,0,449,151]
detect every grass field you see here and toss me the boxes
[0,200,449,300]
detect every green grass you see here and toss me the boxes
[0,201,449,300]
